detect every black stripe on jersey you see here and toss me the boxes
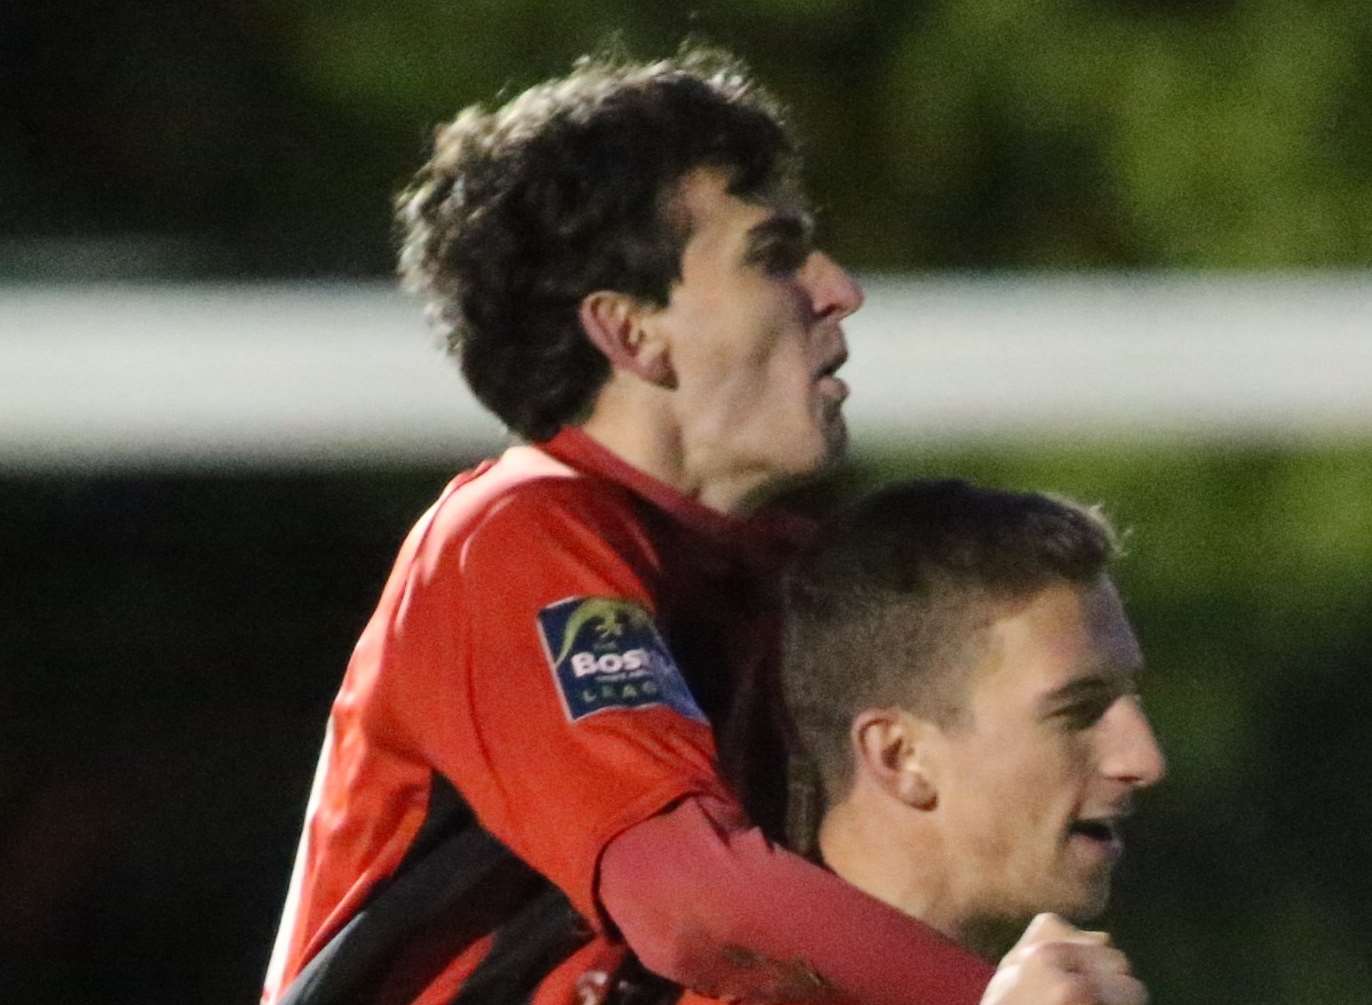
[449,886,591,1004]
[277,773,591,1005]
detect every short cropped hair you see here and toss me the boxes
[395,47,800,441]
[782,479,1120,809]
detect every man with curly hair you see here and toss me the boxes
[262,49,1091,1005]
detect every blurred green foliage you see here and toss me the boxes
[6,0,1371,274]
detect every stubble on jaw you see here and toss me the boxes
[958,916,1031,963]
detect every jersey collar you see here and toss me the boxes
[537,426,814,566]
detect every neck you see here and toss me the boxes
[577,388,782,517]
[954,918,1023,962]
[817,796,1018,963]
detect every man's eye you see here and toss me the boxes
[1060,699,1111,729]
[759,241,810,275]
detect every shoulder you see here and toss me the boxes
[443,449,663,592]
[471,463,646,547]
[413,445,630,547]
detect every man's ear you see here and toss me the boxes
[851,708,938,810]
[579,291,673,386]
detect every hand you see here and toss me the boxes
[979,913,1147,1005]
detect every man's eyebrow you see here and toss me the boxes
[742,212,815,261]
[1037,671,1140,717]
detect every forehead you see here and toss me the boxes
[670,167,809,253]
[977,578,1141,698]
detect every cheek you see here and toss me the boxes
[765,347,820,408]
[946,757,1028,832]
[989,774,1054,838]
[954,746,1076,840]
[707,333,816,426]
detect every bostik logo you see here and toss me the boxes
[536,597,706,723]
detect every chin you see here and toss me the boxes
[803,416,846,474]
[824,421,849,464]
[777,429,845,481]
[1058,884,1112,924]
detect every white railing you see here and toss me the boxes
[2,274,1369,470]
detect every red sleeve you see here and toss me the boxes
[601,794,994,1005]
[434,483,734,927]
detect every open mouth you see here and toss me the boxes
[1070,820,1117,842]
[815,350,848,382]
[814,350,850,405]
[1068,818,1123,859]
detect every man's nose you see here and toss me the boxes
[1102,696,1167,789]
[804,251,864,322]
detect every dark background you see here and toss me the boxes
[8,0,1372,279]
[5,2,1372,1002]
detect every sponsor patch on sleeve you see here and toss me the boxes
[536,597,707,724]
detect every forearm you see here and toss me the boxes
[600,795,993,1005]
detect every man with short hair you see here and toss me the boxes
[263,48,1014,1005]
[774,479,1168,1005]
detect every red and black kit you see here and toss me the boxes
[263,428,992,1005]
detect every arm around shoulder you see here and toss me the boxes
[600,794,994,1005]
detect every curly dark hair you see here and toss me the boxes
[395,47,802,441]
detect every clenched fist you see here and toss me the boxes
[980,913,1147,1005]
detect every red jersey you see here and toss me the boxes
[262,427,805,1005]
